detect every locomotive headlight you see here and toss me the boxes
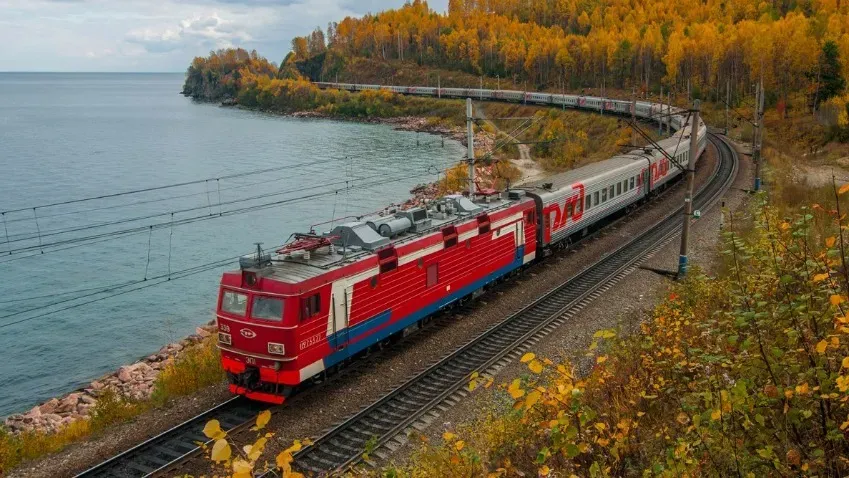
[267,342,285,355]
[218,332,232,345]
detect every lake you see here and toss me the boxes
[0,72,465,416]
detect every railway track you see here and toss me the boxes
[73,397,265,478]
[75,135,735,478]
[280,133,738,476]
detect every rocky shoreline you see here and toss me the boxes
[2,107,499,438]
[3,323,217,435]
[289,111,495,152]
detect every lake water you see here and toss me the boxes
[0,72,465,416]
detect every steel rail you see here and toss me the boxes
[73,397,266,478]
[273,133,737,476]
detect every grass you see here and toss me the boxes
[0,336,225,475]
[150,337,225,402]
[0,389,145,475]
[388,190,849,475]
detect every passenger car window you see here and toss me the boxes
[585,195,591,210]
[221,291,247,316]
[252,296,283,321]
[630,177,635,189]
[602,188,607,202]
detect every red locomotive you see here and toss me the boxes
[216,194,536,403]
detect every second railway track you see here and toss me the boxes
[284,133,738,476]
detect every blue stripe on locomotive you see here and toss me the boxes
[323,245,526,367]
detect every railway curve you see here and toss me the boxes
[73,83,736,478]
[283,132,737,476]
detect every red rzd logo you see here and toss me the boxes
[543,183,585,232]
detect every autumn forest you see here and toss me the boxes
[185,0,848,111]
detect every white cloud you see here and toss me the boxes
[125,13,253,53]
[126,27,184,52]
[0,0,451,71]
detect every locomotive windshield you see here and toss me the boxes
[251,296,284,321]
[221,290,247,316]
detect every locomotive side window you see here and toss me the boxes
[426,263,439,288]
[442,225,458,248]
[252,296,283,321]
[301,294,321,320]
[221,291,247,316]
[377,246,398,274]
[477,214,491,234]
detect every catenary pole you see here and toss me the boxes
[725,78,730,134]
[632,87,637,146]
[753,77,765,190]
[678,100,701,278]
[667,90,672,135]
[467,98,475,197]
[658,85,663,135]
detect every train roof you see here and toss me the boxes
[519,150,651,193]
[241,193,533,286]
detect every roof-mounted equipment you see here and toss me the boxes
[366,216,413,238]
[394,207,432,233]
[327,222,390,251]
[444,194,483,214]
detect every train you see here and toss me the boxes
[215,83,708,404]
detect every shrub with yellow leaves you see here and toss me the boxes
[385,191,849,477]
[195,410,312,478]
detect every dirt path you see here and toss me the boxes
[514,143,545,185]
[792,159,849,188]
[475,107,547,185]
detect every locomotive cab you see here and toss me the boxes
[216,268,304,404]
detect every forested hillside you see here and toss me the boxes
[292,0,848,107]
[184,0,849,146]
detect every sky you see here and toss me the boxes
[0,0,449,72]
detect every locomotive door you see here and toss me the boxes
[329,281,353,351]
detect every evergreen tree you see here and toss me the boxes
[812,40,847,108]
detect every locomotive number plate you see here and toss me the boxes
[299,333,323,350]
